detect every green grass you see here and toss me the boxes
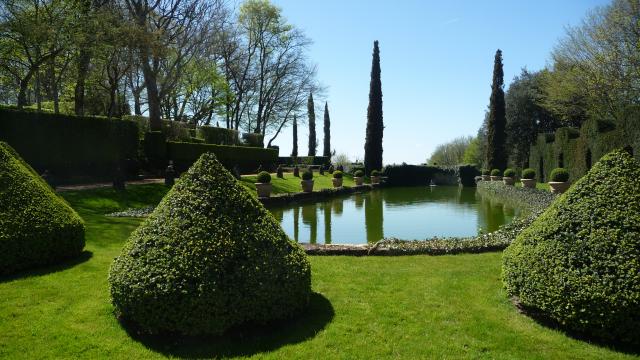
[0,184,636,359]
[240,172,356,195]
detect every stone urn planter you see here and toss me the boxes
[301,180,314,192]
[255,183,272,198]
[502,177,515,186]
[371,176,381,184]
[521,178,536,189]
[549,181,570,194]
[490,176,502,181]
[481,175,490,181]
[354,177,364,186]
[332,178,343,188]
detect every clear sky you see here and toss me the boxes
[268,0,609,165]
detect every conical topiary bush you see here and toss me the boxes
[0,142,85,275]
[109,152,311,335]
[503,149,640,344]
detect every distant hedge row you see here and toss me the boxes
[0,107,139,180]
[277,156,330,166]
[383,164,476,187]
[529,106,640,182]
[167,141,278,173]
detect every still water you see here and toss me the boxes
[268,186,520,244]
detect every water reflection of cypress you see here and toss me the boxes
[457,187,476,205]
[323,202,332,244]
[271,209,284,223]
[302,203,318,244]
[503,204,515,217]
[365,190,384,243]
[293,206,300,242]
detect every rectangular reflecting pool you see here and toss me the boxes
[268,186,521,244]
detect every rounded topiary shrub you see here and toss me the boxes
[333,170,343,179]
[276,165,284,178]
[301,170,313,181]
[256,171,271,183]
[521,168,536,179]
[0,142,85,275]
[481,169,490,176]
[109,152,311,336]
[354,170,364,177]
[371,170,380,177]
[293,166,300,177]
[503,149,640,345]
[503,168,516,177]
[491,169,501,176]
[549,167,569,182]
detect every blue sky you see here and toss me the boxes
[269,0,609,165]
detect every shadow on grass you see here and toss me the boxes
[0,250,93,283]
[513,298,640,356]
[122,292,334,358]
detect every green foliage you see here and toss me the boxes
[256,171,271,183]
[307,93,316,156]
[108,153,311,335]
[481,169,490,176]
[196,126,239,145]
[301,170,313,181]
[521,168,536,179]
[462,136,482,166]
[0,107,139,180]
[383,164,439,186]
[242,133,265,148]
[166,141,278,173]
[549,168,569,182]
[276,165,284,178]
[503,168,515,177]
[370,170,380,177]
[364,40,384,175]
[123,115,192,141]
[278,156,329,166]
[291,115,298,157]
[293,166,300,177]
[0,142,85,275]
[503,150,640,344]
[354,170,364,178]
[332,171,343,179]
[429,136,474,166]
[458,165,479,187]
[486,49,507,171]
[491,169,501,176]
[323,102,331,157]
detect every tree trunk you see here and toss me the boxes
[141,52,162,131]
[75,50,91,115]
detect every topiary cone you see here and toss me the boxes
[109,152,311,335]
[503,149,640,344]
[0,142,85,275]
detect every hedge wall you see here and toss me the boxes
[0,107,139,181]
[166,141,278,173]
[383,164,440,186]
[241,133,264,147]
[529,107,640,183]
[196,126,239,145]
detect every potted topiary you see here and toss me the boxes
[332,170,343,188]
[481,169,490,181]
[319,166,325,175]
[490,169,502,181]
[328,165,335,174]
[549,168,570,194]
[503,168,516,185]
[354,169,365,186]
[255,171,272,198]
[293,165,300,177]
[370,169,381,184]
[301,169,314,192]
[521,168,536,188]
[276,165,284,179]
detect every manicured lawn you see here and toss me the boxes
[240,172,356,195]
[0,184,636,359]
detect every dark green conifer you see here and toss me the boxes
[307,93,316,156]
[486,49,507,171]
[364,40,383,175]
[291,114,298,157]
[323,102,331,158]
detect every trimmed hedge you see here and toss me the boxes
[549,168,569,182]
[166,141,278,174]
[108,153,311,335]
[242,133,264,147]
[503,149,640,345]
[0,107,139,181]
[277,156,330,166]
[458,165,479,187]
[196,126,239,145]
[0,142,85,275]
[122,115,192,141]
[383,164,439,186]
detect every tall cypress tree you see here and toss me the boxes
[364,40,383,175]
[323,102,331,158]
[307,93,316,156]
[486,49,507,171]
[291,114,298,157]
